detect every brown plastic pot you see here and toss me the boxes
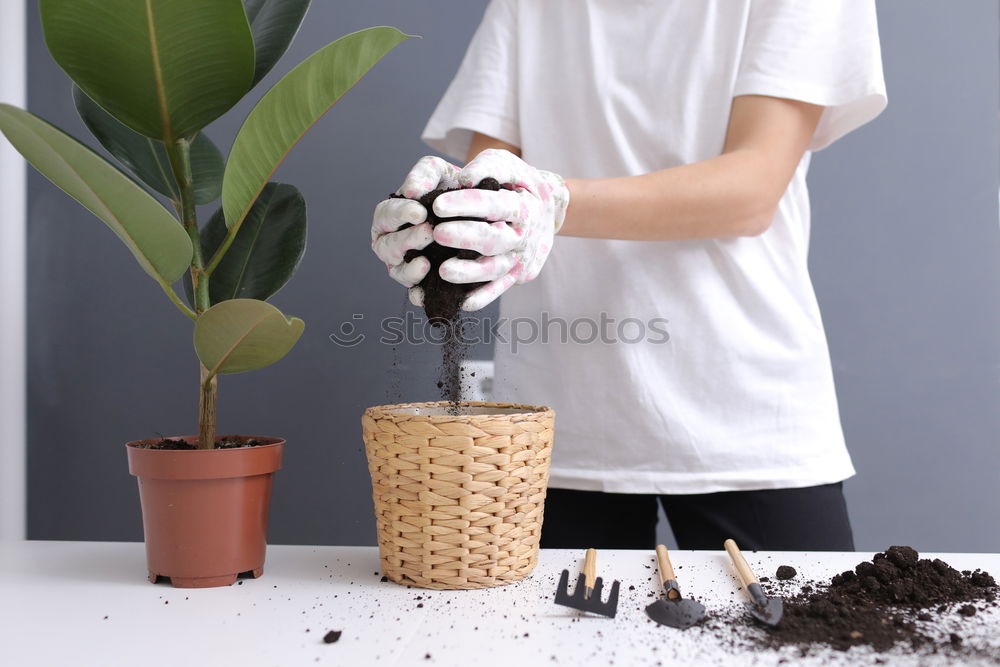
[126,436,284,588]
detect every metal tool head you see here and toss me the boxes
[724,540,784,628]
[553,569,620,618]
[645,596,707,629]
[644,580,707,629]
[746,582,783,626]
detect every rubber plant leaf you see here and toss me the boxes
[181,183,306,307]
[243,0,312,86]
[0,104,192,284]
[73,86,225,205]
[40,0,255,142]
[203,183,307,303]
[194,299,305,377]
[222,26,412,232]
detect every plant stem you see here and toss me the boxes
[165,139,210,311]
[166,136,217,449]
[198,364,218,450]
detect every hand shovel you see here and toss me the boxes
[644,545,706,629]
[724,538,783,627]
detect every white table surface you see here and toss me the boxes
[1,542,998,666]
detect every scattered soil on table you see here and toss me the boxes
[758,546,998,654]
[776,565,797,580]
[392,178,504,411]
[132,437,270,450]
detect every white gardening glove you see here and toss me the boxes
[371,156,461,306]
[430,149,569,311]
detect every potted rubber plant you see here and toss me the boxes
[0,0,411,587]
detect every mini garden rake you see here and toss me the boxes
[553,548,620,618]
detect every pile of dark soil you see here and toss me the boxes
[761,546,998,654]
[393,178,503,409]
[134,437,269,450]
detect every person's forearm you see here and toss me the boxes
[560,149,785,241]
[461,97,819,242]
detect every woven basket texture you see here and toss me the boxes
[362,401,555,589]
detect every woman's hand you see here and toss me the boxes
[431,149,570,311]
[370,156,460,306]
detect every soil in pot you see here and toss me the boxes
[132,436,271,450]
[392,178,504,411]
[133,436,272,450]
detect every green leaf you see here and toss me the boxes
[0,104,192,284]
[194,299,304,377]
[40,0,255,141]
[203,183,307,302]
[181,182,306,307]
[244,0,311,86]
[73,86,225,205]
[223,26,412,231]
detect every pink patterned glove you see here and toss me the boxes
[371,156,460,306]
[430,149,569,311]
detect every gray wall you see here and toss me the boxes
[809,1,1000,552]
[24,1,1000,552]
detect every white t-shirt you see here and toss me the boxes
[422,0,887,494]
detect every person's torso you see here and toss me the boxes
[490,0,849,489]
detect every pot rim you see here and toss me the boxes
[366,401,554,420]
[126,436,284,480]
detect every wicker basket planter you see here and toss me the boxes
[362,401,555,590]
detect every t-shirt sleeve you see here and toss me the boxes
[734,0,887,151]
[421,0,519,163]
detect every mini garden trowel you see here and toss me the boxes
[724,538,783,627]
[645,544,706,629]
[554,548,620,618]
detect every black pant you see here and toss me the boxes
[539,483,854,551]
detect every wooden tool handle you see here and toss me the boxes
[655,544,682,599]
[724,538,759,587]
[655,544,676,584]
[583,548,597,589]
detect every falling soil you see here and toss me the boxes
[133,437,269,450]
[776,565,797,580]
[758,546,998,654]
[392,178,504,410]
[322,630,342,644]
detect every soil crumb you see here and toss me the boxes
[323,630,342,644]
[775,565,797,581]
